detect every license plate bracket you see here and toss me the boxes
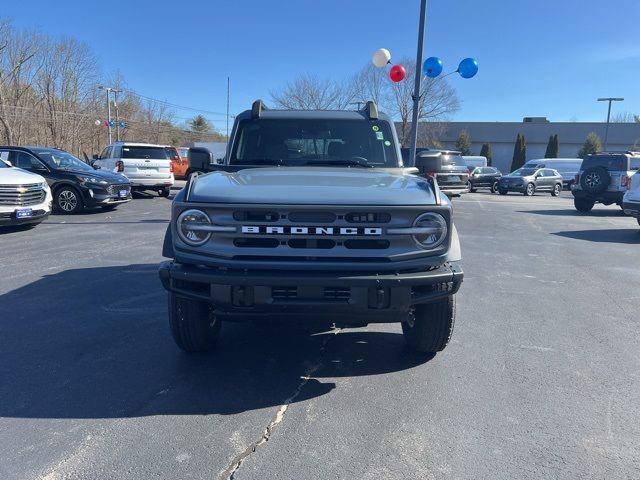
[16,208,33,218]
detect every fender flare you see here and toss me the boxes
[446,223,462,262]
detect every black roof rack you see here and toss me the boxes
[251,99,267,119]
[363,101,378,120]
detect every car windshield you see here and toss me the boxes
[33,149,93,171]
[230,118,399,167]
[122,146,169,159]
[178,148,189,157]
[510,168,537,176]
[441,154,466,167]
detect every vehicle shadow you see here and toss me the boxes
[518,209,626,217]
[0,264,430,419]
[552,229,640,244]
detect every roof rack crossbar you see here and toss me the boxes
[251,99,267,119]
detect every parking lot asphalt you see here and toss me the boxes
[1,188,639,480]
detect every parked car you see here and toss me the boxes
[400,148,469,196]
[0,146,131,214]
[523,158,583,189]
[498,167,563,196]
[165,146,189,179]
[462,155,487,172]
[0,150,52,227]
[622,172,640,226]
[467,166,502,193]
[572,151,640,213]
[94,142,174,197]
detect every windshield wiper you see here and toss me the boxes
[304,159,373,168]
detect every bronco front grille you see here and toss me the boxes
[0,183,45,206]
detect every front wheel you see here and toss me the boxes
[54,186,83,214]
[524,183,535,196]
[490,181,499,193]
[402,296,456,354]
[551,184,561,196]
[168,293,221,352]
[159,187,171,197]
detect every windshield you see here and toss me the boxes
[122,146,169,159]
[441,153,466,167]
[33,149,93,171]
[230,118,399,167]
[510,168,537,176]
[178,147,189,158]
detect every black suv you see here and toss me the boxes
[572,151,640,212]
[402,148,469,196]
[0,146,132,214]
[467,166,502,193]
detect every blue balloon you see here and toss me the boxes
[458,58,478,79]
[423,57,443,78]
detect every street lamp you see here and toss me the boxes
[98,85,113,144]
[597,97,624,151]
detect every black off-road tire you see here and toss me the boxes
[580,166,610,193]
[159,187,171,198]
[574,198,595,213]
[524,183,535,196]
[551,183,561,196]
[168,293,221,352]
[402,296,456,354]
[54,186,84,214]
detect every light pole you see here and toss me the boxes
[113,89,121,141]
[408,0,428,167]
[597,97,623,150]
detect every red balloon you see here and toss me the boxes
[389,64,407,82]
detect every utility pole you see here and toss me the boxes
[113,89,121,141]
[597,97,624,150]
[226,77,230,140]
[98,86,113,144]
[408,0,428,166]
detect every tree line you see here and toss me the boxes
[0,18,224,158]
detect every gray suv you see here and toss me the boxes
[572,152,640,212]
[159,101,463,355]
[498,167,563,196]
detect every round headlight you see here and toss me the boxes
[177,209,212,246]
[412,213,448,250]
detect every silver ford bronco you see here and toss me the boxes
[159,101,463,354]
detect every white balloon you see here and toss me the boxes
[372,48,391,68]
[95,120,101,126]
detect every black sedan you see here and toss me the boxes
[467,166,502,193]
[0,146,131,213]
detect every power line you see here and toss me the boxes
[122,88,235,118]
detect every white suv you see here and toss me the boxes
[0,151,52,228]
[622,172,640,227]
[94,142,174,197]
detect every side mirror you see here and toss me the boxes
[188,147,213,169]
[92,154,99,160]
[415,151,442,175]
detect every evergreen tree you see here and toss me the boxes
[189,115,212,135]
[544,135,554,158]
[577,132,602,158]
[552,134,559,157]
[479,142,492,166]
[455,129,472,156]
[521,134,527,166]
[511,134,522,172]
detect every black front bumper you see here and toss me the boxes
[158,261,463,321]
[80,184,132,208]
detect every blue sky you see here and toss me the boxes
[3,0,640,130]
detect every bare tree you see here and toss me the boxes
[611,111,640,123]
[270,73,354,110]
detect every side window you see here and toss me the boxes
[99,147,110,159]
[547,169,557,177]
[111,146,121,158]
[630,158,640,171]
[14,151,44,170]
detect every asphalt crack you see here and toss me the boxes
[218,327,341,480]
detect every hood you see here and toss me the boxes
[67,169,130,183]
[188,167,437,205]
[0,167,46,184]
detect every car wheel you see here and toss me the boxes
[168,293,221,352]
[54,186,83,214]
[490,181,499,193]
[159,187,171,197]
[574,198,595,213]
[466,181,472,192]
[402,296,455,354]
[524,183,535,196]
[499,189,508,195]
[551,184,561,196]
